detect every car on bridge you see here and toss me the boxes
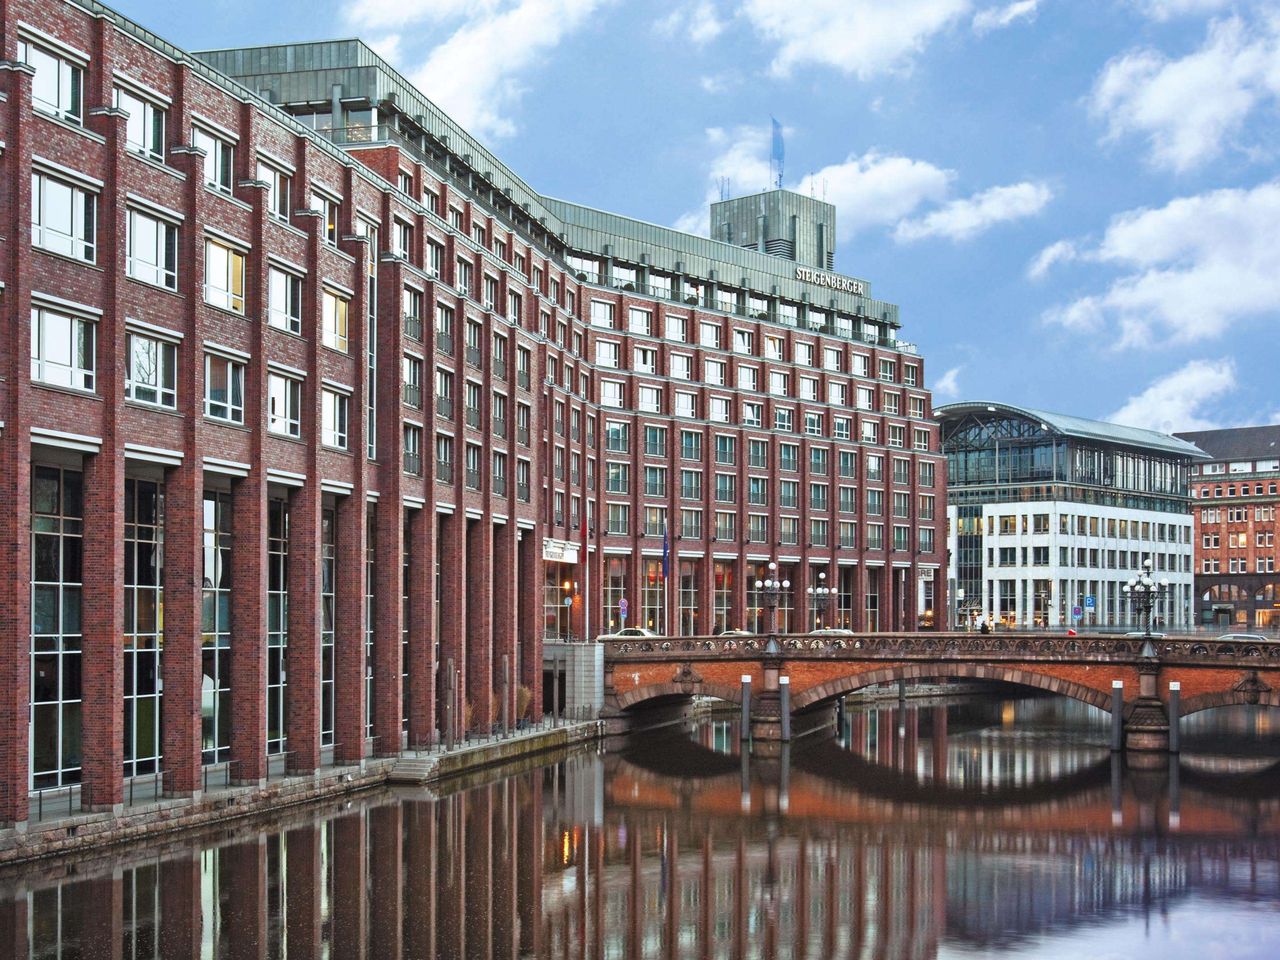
[810,628,856,636]
[1216,633,1272,643]
[1124,631,1167,639]
[599,627,659,640]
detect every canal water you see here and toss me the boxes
[6,693,1280,958]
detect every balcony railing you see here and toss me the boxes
[404,313,423,342]
[465,407,481,429]
[493,475,507,497]
[517,425,530,446]
[403,451,422,475]
[436,331,453,355]
[493,358,507,379]
[517,481,530,502]
[493,417,507,439]
[465,345,482,368]
[403,384,422,408]
[436,461,453,484]
[465,469,481,490]
[436,397,453,419]
[517,369,530,389]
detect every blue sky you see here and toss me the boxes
[120,0,1280,433]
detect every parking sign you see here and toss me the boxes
[1084,595,1096,609]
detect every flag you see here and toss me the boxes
[770,117,784,187]
[661,519,670,581]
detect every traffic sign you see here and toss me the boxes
[1071,605,1082,621]
[619,598,629,622]
[1084,595,1096,609]
[562,596,572,607]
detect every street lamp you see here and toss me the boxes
[1122,558,1170,639]
[754,561,790,635]
[806,570,835,629]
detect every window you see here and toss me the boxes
[268,373,302,437]
[675,391,697,418]
[193,127,234,193]
[780,443,799,472]
[699,321,721,349]
[715,435,737,465]
[715,511,737,541]
[267,268,303,334]
[310,192,339,245]
[204,238,246,313]
[705,359,726,385]
[322,291,350,353]
[715,473,736,504]
[774,408,793,432]
[919,461,936,486]
[681,469,702,500]
[628,307,652,335]
[590,300,615,328]
[794,342,813,366]
[738,366,759,391]
[681,509,703,539]
[436,435,453,481]
[258,162,290,220]
[764,336,784,360]
[644,466,667,497]
[126,209,177,289]
[601,380,624,408]
[671,354,692,380]
[805,412,824,436]
[605,462,630,494]
[823,346,842,372]
[465,444,482,490]
[770,371,789,396]
[322,390,349,449]
[403,355,423,408]
[606,504,630,535]
[780,481,799,508]
[878,358,896,382]
[31,171,96,262]
[666,314,688,342]
[20,40,83,124]
[204,353,244,423]
[403,425,422,475]
[635,346,658,374]
[393,219,412,259]
[749,477,768,505]
[743,401,763,427]
[117,87,164,159]
[681,430,702,461]
[30,305,94,391]
[733,329,753,354]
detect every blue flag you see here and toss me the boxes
[770,117,784,187]
[661,520,670,580]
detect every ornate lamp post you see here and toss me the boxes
[754,561,790,636]
[1123,559,1170,639]
[806,570,835,629]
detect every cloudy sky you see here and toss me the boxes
[125,0,1280,433]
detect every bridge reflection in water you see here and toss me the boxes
[4,699,1280,958]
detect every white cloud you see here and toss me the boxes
[972,0,1040,35]
[1090,16,1280,172]
[1043,179,1280,347]
[698,73,738,94]
[1109,358,1236,432]
[344,0,606,140]
[893,180,1053,242]
[1133,0,1235,21]
[741,0,972,79]
[1027,239,1077,280]
[656,2,726,45]
[933,365,963,398]
[792,153,953,239]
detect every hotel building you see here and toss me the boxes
[1175,425,1280,630]
[937,403,1204,630]
[0,0,944,824]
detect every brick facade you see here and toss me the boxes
[0,0,945,825]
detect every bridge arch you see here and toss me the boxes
[790,663,1114,713]
[1178,689,1280,718]
[614,681,743,711]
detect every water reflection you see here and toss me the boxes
[5,697,1280,958]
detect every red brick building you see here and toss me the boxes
[1177,425,1280,631]
[0,1,944,825]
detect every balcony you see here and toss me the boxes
[436,397,453,419]
[403,451,422,476]
[493,417,507,439]
[436,461,453,484]
[435,331,453,355]
[517,425,530,446]
[517,481,530,502]
[403,313,423,342]
[403,384,422,409]
[465,469,482,490]
[493,475,507,497]
[517,369,530,390]
[465,406,481,429]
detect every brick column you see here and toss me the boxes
[437,512,468,738]
[81,447,125,811]
[285,824,322,957]
[518,526,543,722]
[373,499,405,755]
[405,506,436,746]
[466,519,495,730]
[493,520,518,728]
[230,473,268,784]
[286,482,323,774]
[698,556,715,635]
[158,853,202,957]
[162,459,204,796]
[732,559,750,634]
[333,494,367,765]
[0,56,36,828]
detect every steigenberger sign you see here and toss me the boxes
[795,267,866,296]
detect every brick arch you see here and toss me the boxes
[615,681,743,711]
[790,663,1114,713]
[1178,689,1280,718]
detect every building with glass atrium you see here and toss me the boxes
[0,0,944,826]
[937,402,1206,630]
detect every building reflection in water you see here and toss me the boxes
[5,699,1280,958]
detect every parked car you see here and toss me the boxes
[716,628,754,636]
[810,628,856,636]
[1216,633,1270,642]
[599,627,659,639]
[1124,631,1167,639]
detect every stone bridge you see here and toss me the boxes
[601,631,1280,752]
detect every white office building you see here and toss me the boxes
[937,403,1207,630]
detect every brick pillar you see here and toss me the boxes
[373,500,405,755]
[438,512,467,739]
[794,562,810,634]
[733,559,750,634]
[333,494,367,765]
[81,448,124,811]
[332,812,368,959]
[466,519,495,730]
[698,556,715,635]
[518,527,543,722]
[905,567,919,632]
[223,838,266,960]
[158,853,202,957]
[162,460,203,796]
[405,506,436,747]
[285,824,322,957]
[493,521,518,729]
[230,473,268,784]
[287,482,323,774]
[370,803,403,959]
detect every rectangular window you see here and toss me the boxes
[590,300,616,328]
[193,127,234,193]
[31,171,96,262]
[20,41,83,124]
[322,390,349,449]
[116,87,166,161]
[403,424,422,475]
[126,209,177,289]
[258,162,290,220]
[268,373,302,437]
[311,192,339,245]
[31,306,94,391]
[267,268,303,334]
[204,238,246,313]
[628,307,652,335]
[596,341,619,368]
[204,353,245,423]
[124,332,176,407]
[322,291,350,353]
